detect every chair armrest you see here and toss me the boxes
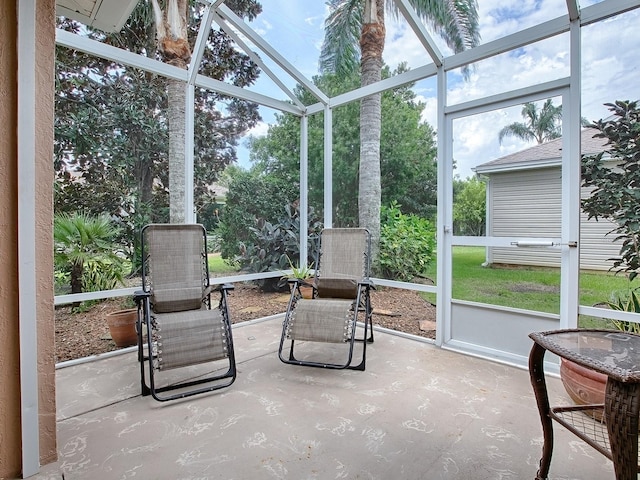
[288,278,315,288]
[207,283,235,296]
[133,290,150,305]
[358,279,375,289]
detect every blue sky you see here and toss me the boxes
[230,0,640,179]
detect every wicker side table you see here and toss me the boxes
[529,329,640,480]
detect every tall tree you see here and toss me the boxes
[320,0,480,258]
[55,1,262,267]
[248,66,438,226]
[498,99,563,145]
[151,0,191,222]
[452,176,486,236]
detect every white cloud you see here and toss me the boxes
[246,120,270,138]
[382,2,640,178]
[237,1,639,179]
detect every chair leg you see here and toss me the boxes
[137,301,152,397]
[347,308,372,371]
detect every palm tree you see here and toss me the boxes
[151,0,191,223]
[320,0,480,259]
[498,99,563,145]
[54,213,124,306]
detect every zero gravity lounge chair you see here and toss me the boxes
[278,228,374,370]
[134,224,236,401]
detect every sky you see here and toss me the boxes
[227,0,640,179]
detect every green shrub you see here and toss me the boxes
[206,233,222,253]
[608,286,640,334]
[236,204,323,291]
[582,100,640,281]
[218,171,299,262]
[54,212,125,305]
[377,202,436,281]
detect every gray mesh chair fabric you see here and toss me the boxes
[278,228,374,370]
[134,224,236,401]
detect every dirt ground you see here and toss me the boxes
[55,283,436,363]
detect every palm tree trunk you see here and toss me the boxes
[168,78,186,222]
[359,0,385,260]
[152,0,190,223]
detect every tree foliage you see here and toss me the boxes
[498,99,563,145]
[55,1,262,271]
[581,100,640,281]
[248,66,438,225]
[217,169,299,261]
[453,176,486,236]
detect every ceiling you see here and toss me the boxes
[55,0,138,32]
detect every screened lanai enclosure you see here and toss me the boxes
[51,0,640,362]
[15,0,640,475]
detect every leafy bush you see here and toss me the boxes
[218,170,299,262]
[608,287,640,334]
[236,204,323,291]
[54,212,125,301]
[377,202,436,281]
[582,100,640,281]
[206,233,222,254]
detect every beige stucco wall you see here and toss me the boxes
[0,0,56,476]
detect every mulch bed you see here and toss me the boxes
[55,283,436,363]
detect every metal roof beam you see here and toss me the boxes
[214,14,305,110]
[55,28,304,115]
[580,0,640,26]
[306,63,438,114]
[188,2,216,85]
[216,3,329,105]
[394,0,443,67]
[565,0,580,22]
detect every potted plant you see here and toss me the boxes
[281,257,315,299]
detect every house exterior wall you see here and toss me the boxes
[486,167,620,271]
[0,0,56,476]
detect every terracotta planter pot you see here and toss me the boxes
[288,281,314,299]
[299,285,314,299]
[106,308,138,347]
[560,358,607,420]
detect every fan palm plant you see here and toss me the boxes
[54,212,124,302]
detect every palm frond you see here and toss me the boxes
[498,123,534,144]
[319,0,364,75]
[405,0,480,78]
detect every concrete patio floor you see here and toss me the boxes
[34,316,616,480]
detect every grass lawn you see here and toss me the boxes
[423,246,631,328]
[208,246,630,329]
[208,253,240,275]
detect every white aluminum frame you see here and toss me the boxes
[35,1,640,473]
[18,1,40,476]
[50,0,640,352]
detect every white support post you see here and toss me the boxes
[17,0,40,475]
[560,20,582,329]
[323,106,333,228]
[185,83,196,223]
[435,67,450,347]
[299,115,309,265]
